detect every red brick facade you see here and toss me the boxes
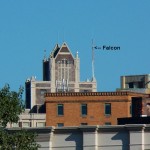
[45,92,148,127]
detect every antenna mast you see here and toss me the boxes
[44,49,47,61]
[92,39,95,80]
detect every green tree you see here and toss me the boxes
[0,84,40,149]
[0,129,40,150]
[0,84,24,127]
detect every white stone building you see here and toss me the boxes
[8,124,150,150]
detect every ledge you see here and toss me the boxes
[45,92,131,97]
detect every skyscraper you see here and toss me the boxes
[25,42,97,111]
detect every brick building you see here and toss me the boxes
[45,91,149,127]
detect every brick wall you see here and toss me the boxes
[45,92,147,126]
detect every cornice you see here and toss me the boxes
[47,100,130,103]
[45,91,147,97]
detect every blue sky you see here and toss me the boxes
[0,0,150,94]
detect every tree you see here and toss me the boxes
[0,129,40,150]
[0,84,24,127]
[0,84,40,149]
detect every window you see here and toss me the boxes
[22,122,31,127]
[105,122,111,125]
[57,104,64,116]
[128,82,134,88]
[138,81,144,88]
[57,123,64,127]
[36,122,45,127]
[19,122,22,127]
[81,104,87,116]
[81,123,88,126]
[105,103,111,115]
[12,123,19,127]
[83,90,89,92]
[40,89,47,95]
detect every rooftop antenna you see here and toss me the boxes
[92,39,95,80]
[63,28,66,42]
[44,49,47,61]
[57,31,60,44]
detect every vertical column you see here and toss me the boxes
[74,52,80,92]
[61,60,62,80]
[121,76,126,89]
[126,124,145,150]
[31,80,36,109]
[80,126,98,150]
[50,58,56,92]
[34,127,54,150]
[145,74,150,88]
[49,128,54,150]
[92,81,97,92]
[67,62,69,81]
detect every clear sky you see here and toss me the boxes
[0,0,150,95]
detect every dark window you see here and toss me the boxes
[81,104,87,116]
[40,89,47,95]
[132,97,142,117]
[83,90,89,92]
[19,122,22,128]
[138,81,144,88]
[57,123,64,127]
[105,122,111,125]
[57,104,64,116]
[81,123,88,125]
[105,103,111,115]
[128,82,134,88]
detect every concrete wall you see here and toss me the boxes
[120,74,150,90]
[9,124,150,150]
[7,111,46,128]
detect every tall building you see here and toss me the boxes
[25,42,97,111]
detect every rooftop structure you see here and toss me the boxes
[118,74,150,93]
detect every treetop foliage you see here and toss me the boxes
[0,84,25,127]
[0,129,40,150]
[0,84,40,149]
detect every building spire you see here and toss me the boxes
[92,39,96,81]
[76,51,79,58]
[43,49,47,61]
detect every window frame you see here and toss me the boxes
[22,122,31,127]
[57,123,64,127]
[36,122,46,127]
[81,104,87,116]
[57,104,64,116]
[81,123,88,126]
[105,122,111,125]
[105,103,111,115]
